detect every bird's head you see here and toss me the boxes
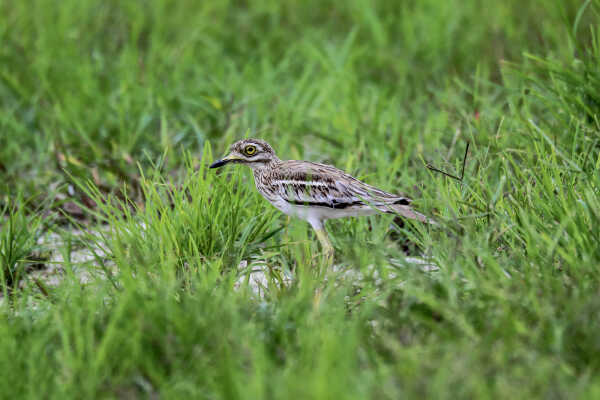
[209,139,279,170]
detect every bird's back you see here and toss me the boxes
[253,160,412,209]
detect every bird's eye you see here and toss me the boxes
[244,145,257,156]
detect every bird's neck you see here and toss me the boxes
[251,158,280,177]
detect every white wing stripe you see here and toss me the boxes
[274,180,329,187]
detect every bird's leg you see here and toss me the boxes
[313,227,334,266]
[310,228,331,311]
[309,219,334,266]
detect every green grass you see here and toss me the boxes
[2,0,600,398]
[0,194,47,292]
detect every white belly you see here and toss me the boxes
[268,198,377,222]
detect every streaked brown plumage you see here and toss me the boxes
[210,138,435,262]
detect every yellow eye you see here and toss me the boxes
[244,145,257,156]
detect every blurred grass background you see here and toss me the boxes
[2,0,600,398]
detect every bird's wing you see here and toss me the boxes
[265,161,411,209]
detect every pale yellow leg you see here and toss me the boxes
[311,227,332,310]
[314,228,334,266]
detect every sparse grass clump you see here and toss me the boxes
[0,195,47,294]
[1,0,600,398]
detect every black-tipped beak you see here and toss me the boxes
[209,159,230,169]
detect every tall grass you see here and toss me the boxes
[1,0,600,398]
[0,195,46,294]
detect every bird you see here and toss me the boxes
[209,138,436,263]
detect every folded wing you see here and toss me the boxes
[265,161,412,209]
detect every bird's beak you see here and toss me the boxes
[209,154,240,169]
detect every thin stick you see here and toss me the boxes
[34,278,50,298]
[426,142,470,182]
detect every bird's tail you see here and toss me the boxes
[378,204,438,225]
